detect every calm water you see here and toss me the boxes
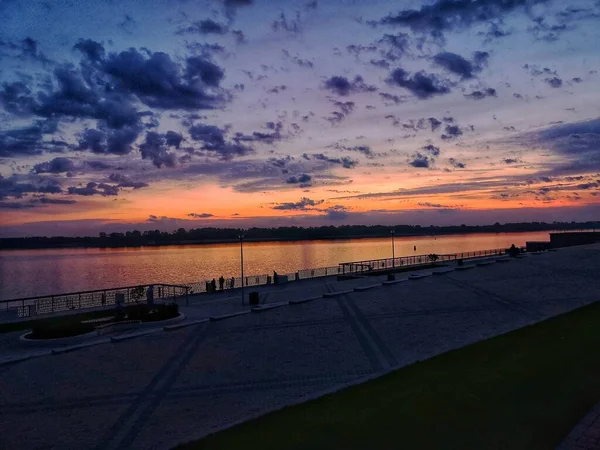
[0,231,552,300]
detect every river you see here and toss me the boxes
[0,231,552,300]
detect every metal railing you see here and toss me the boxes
[339,248,507,275]
[0,283,189,320]
[0,247,512,319]
[185,265,340,295]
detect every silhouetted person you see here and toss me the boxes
[414,245,417,252]
[219,276,225,291]
[230,277,235,289]
[211,278,216,292]
[273,271,278,284]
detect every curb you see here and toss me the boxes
[323,289,354,298]
[251,302,288,312]
[289,296,322,305]
[110,329,160,342]
[353,284,381,292]
[164,318,210,331]
[51,338,111,355]
[209,310,251,321]
[383,279,407,286]
[455,265,476,271]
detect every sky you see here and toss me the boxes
[1,0,599,237]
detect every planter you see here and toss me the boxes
[19,330,99,348]
[17,313,185,346]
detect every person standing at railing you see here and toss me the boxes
[219,276,225,291]
[230,277,235,289]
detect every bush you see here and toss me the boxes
[28,320,95,340]
[121,302,179,322]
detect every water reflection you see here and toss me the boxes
[0,231,552,299]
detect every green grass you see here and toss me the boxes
[178,302,600,450]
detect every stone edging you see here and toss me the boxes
[18,313,185,347]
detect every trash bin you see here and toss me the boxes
[249,292,260,305]
[387,273,395,281]
[457,259,463,266]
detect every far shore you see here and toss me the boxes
[0,228,564,251]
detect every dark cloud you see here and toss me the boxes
[189,123,255,160]
[165,131,183,148]
[0,120,65,157]
[428,117,442,132]
[503,158,520,164]
[433,52,479,78]
[324,205,349,220]
[272,12,302,34]
[479,23,511,42]
[73,38,105,62]
[441,124,463,140]
[67,181,119,196]
[325,100,356,124]
[102,49,228,110]
[78,125,141,155]
[0,174,62,200]
[108,173,148,189]
[422,144,440,157]
[508,118,600,176]
[378,0,549,38]
[449,158,466,168]
[464,88,497,100]
[139,132,177,168]
[387,68,451,99]
[409,152,431,168]
[33,157,75,174]
[285,174,312,184]
[545,76,563,88]
[323,75,376,96]
[272,197,324,211]
[188,212,214,218]
[370,59,390,69]
[177,19,228,35]
[309,153,358,168]
[379,92,402,104]
[282,50,314,68]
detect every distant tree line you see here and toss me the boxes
[1,221,598,250]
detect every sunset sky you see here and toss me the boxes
[1,0,599,237]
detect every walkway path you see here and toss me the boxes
[0,245,599,449]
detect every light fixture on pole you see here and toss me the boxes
[390,229,395,268]
[239,231,245,305]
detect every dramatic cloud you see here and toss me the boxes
[189,123,255,160]
[387,68,451,99]
[102,49,228,110]
[285,173,312,184]
[139,131,177,168]
[378,0,551,37]
[272,197,324,210]
[308,153,358,168]
[33,157,75,174]
[433,52,481,78]
[464,88,497,100]
[67,182,119,196]
[449,158,466,168]
[188,212,214,218]
[323,75,376,96]
[108,173,148,189]
[409,152,431,168]
[177,19,228,35]
[0,174,62,199]
[441,125,463,140]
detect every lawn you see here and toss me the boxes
[178,301,600,450]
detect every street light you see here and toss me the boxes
[390,229,395,268]
[239,231,245,305]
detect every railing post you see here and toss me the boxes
[51,296,54,313]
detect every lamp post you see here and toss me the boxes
[239,231,245,305]
[390,229,395,268]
